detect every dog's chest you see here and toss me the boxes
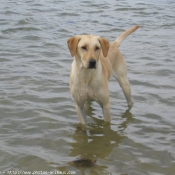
[73,82,100,103]
[70,65,103,103]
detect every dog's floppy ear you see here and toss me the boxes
[98,37,109,57]
[67,36,81,57]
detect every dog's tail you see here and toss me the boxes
[113,25,139,47]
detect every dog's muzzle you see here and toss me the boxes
[88,59,96,69]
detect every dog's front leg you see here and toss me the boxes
[75,103,87,124]
[102,101,111,122]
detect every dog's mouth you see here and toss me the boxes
[88,65,96,69]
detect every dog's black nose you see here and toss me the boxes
[88,59,96,69]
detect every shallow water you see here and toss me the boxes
[0,0,175,175]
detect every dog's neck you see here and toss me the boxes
[73,58,102,85]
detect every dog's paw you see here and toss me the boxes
[128,101,134,110]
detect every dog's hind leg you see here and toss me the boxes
[75,104,87,124]
[112,58,133,107]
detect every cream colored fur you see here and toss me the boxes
[67,25,139,124]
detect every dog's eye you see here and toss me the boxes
[81,46,87,50]
[95,46,99,51]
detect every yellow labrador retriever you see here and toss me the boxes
[67,25,139,124]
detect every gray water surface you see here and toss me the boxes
[0,0,175,175]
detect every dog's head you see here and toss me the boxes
[67,35,109,69]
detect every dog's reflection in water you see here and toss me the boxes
[69,103,133,169]
[56,102,133,174]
